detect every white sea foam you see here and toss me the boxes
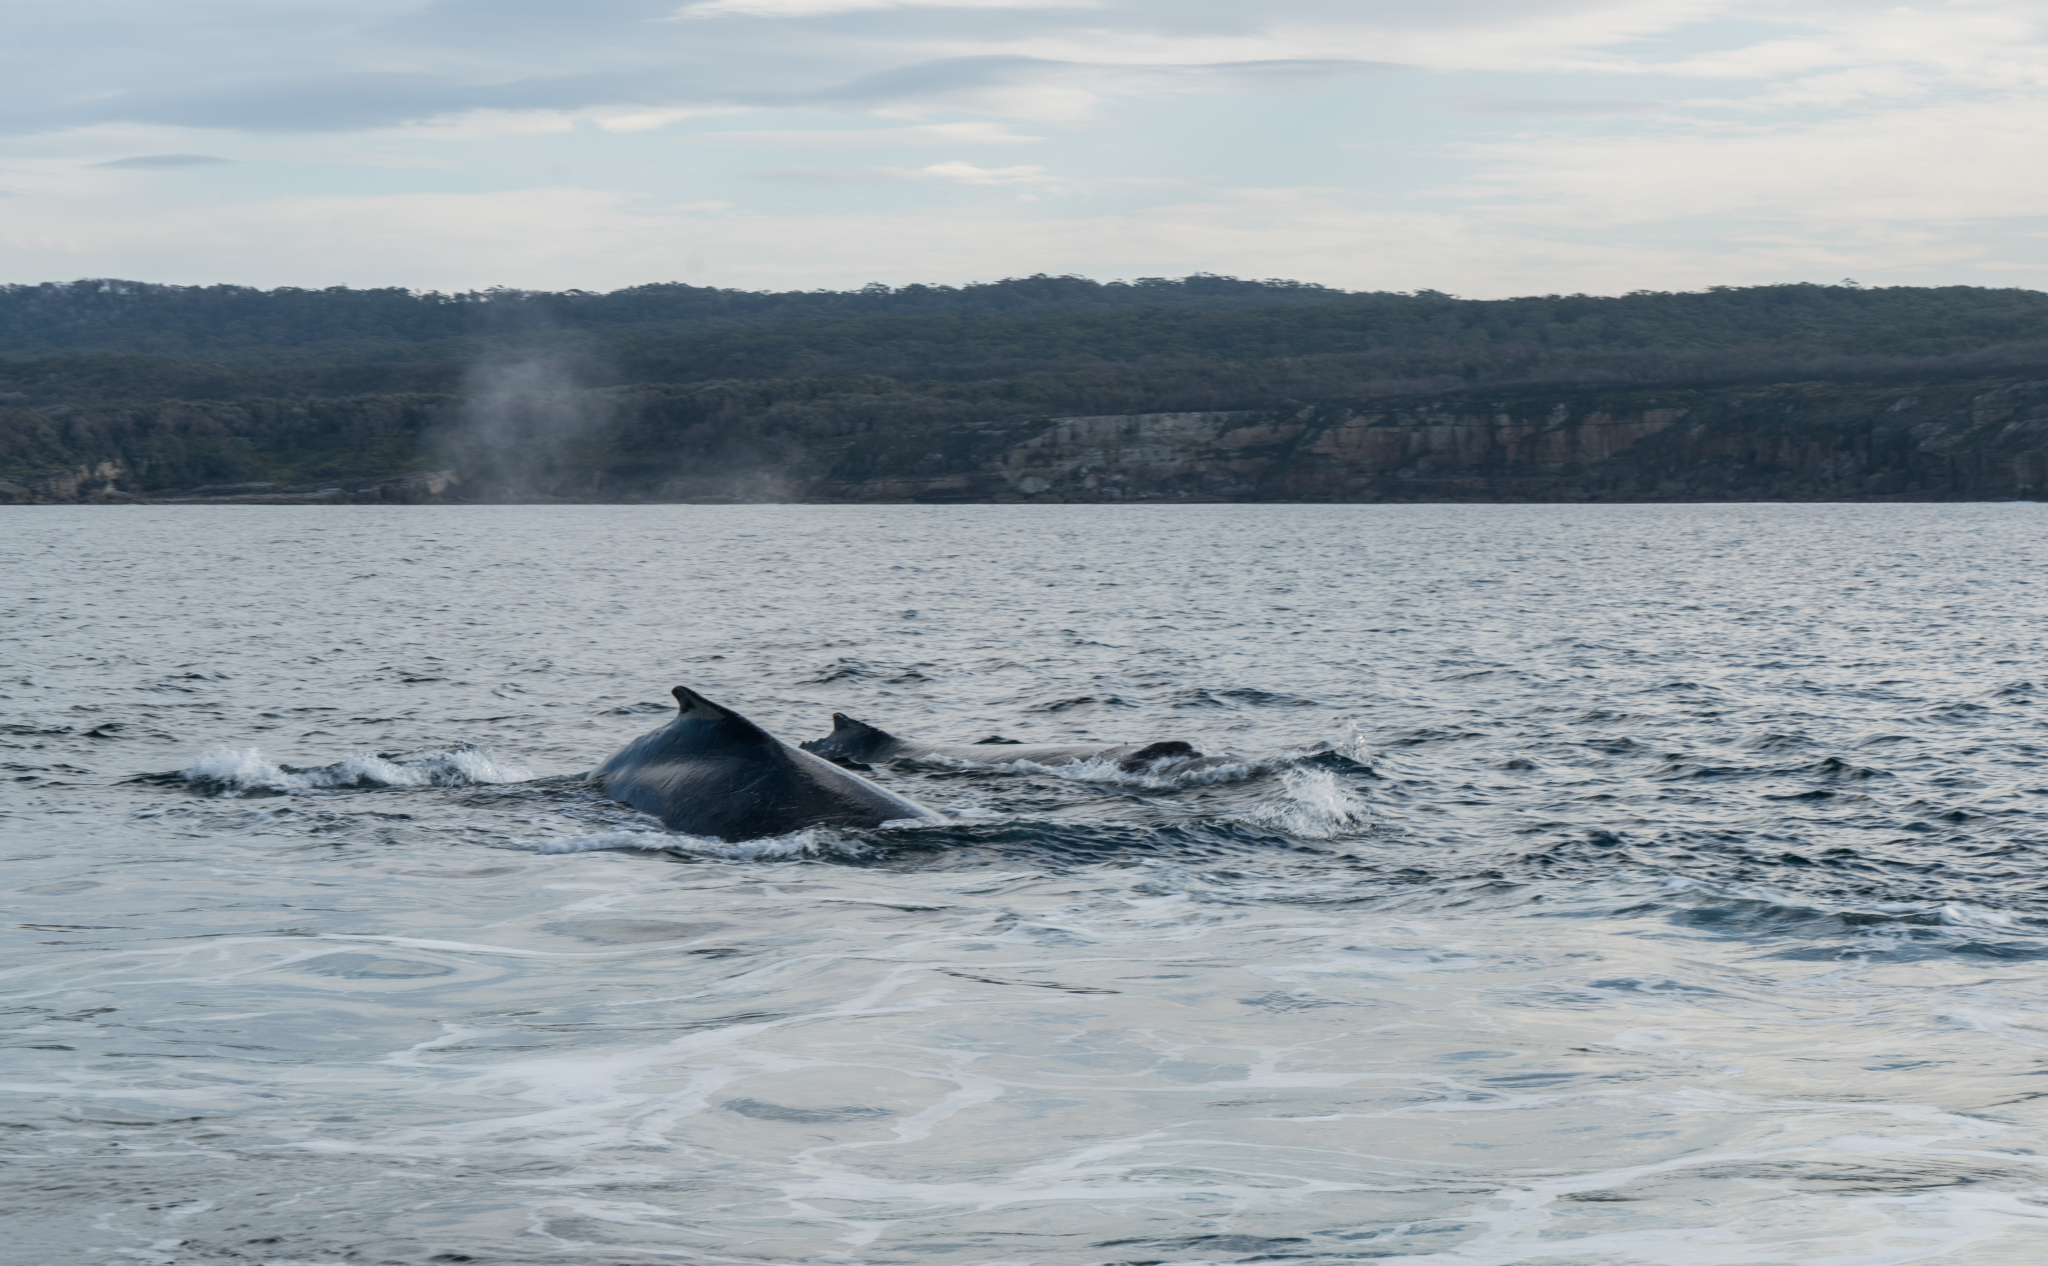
[977,752,1259,790]
[181,745,531,794]
[534,831,676,855]
[1233,766,1370,838]
[537,824,881,861]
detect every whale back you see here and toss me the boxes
[799,713,905,765]
[594,687,937,840]
[800,710,1205,771]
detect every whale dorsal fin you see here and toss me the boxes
[829,712,895,743]
[671,686,773,740]
[673,685,739,719]
[798,712,898,763]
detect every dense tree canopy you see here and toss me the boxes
[5,276,2048,368]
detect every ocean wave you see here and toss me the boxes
[179,746,532,796]
[537,823,897,862]
[956,752,1261,789]
[534,830,690,855]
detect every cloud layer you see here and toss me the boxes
[2,0,2045,294]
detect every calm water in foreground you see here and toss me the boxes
[5,503,2048,1266]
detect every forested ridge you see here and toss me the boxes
[4,275,2047,503]
[8,275,2048,369]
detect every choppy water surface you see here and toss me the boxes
[6,503,2048,1266]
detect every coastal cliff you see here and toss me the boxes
[807,381,2048,503]
[6,376,2043,505]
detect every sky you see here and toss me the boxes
[3,0,2047,296]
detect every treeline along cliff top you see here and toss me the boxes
[4,275,2047,504]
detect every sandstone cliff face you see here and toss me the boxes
[809,383,2048,503]
[1003,412,1302,501]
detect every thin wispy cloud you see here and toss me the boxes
[687,122,1045,145]
[1456,98,1662,116]
[747,160,1065,186]
[92,153,235,168]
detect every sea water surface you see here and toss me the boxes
[5,503,2048,1266]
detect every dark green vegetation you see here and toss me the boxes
[4,275,2047,502]
[0,274,1354,367]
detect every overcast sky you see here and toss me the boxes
[3,0,2045,295]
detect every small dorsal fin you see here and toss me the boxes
[800,712,898,762]
[829,712,894,741]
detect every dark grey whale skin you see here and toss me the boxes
[801,713,1200,772]
[592,688,942,841]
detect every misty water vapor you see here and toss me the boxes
[445,358,620,501]
[438,350,816,504]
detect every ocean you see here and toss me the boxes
[5,502,2047,1265]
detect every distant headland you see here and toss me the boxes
[3,275,2043,504]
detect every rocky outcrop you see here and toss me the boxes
[0,392,459,504]
[149,469,462,505]
[0,465,459,505]
[0,460,141,504]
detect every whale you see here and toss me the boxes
[593,687,943,840]
[801,713,1202,772]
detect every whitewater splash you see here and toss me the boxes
[181,745,531,795]
[968,751,1260,789]
[1234,766,1371,839]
